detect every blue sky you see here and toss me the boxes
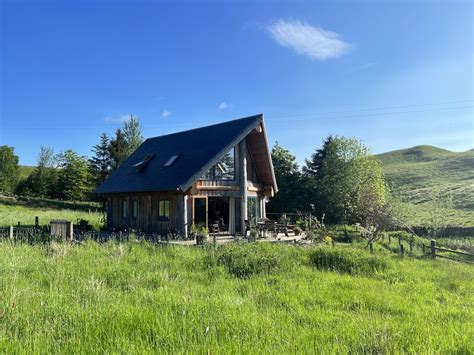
[1,0,472,166]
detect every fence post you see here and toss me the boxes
[213,235,217,248]
[35,216,39,228]
[400,244,404,257]
[9,226,14,241]
[388,235,391,244]
[430,239,436,259]
[398,237,401,246]
[369,242,374,254]
[17,221,20,227]
[422,244,426,254]
[409,241,413,252]
[67,221,74,241]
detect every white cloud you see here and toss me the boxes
[267,19,351,61]
[104,114,130,123]
[218,102,228,111]
[161,109,171,118]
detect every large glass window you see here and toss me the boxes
[203,148,235,180]
[247,197,260,225]
[158,200,170,221]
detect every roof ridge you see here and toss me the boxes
[144,114,263,141]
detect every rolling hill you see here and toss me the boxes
[377,145,474,226]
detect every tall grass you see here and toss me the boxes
[0,242,472,353]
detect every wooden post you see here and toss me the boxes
[430,239,436,259]
[422,244,426,254]
[369,242,374,254]
[213,234,217,248]
[398,237,401,246]
[388,235,391,244]
[332,239,335,248]
[409,241,413,252]
[67,221,74,241]
[35,216,39,228]
[9,226,14,241]
[239,141,248,235]
[400,244,404,257]
[17,221,20,227]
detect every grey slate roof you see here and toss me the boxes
[94,114,264,194]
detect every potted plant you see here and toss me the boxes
[196,226,209,246]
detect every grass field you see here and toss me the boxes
[0,197,103,229]
[0,241,472,353]
[377,145,474,226]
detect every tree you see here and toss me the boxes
[109,129,129,170]
[56,150,91,200]
[305,136,389,224]
[24,146,57,198]
[267,142,311,213]
[89,133,112,186]
[0,145,19,194]
[123,115,144,156]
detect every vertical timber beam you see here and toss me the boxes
[177,194,188,239]
[239,140,248,234]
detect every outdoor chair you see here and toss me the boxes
[264,220,276,238]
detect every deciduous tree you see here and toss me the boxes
[0,145,19,194]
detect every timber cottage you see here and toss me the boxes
[94,114,278,238]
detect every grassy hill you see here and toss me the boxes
[377,145,474,226]
[18,165,35,181]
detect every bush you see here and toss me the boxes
[210,243,300,278]
[309,247,387,275]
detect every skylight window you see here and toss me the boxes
[164,154,179,167]
[133,153,155,171]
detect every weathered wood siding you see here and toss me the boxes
[107,192,179,234]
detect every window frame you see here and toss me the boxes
[122,200,128,219]
[158,199,170,221]
[131,200,138,220]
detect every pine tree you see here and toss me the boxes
[109,129,129,170]
[89,133,112,186]
[123,115,144,156]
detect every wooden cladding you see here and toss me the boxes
[108,192,178,234]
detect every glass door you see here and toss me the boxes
[193,197,207,228]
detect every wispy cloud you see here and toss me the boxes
[104,114,130,123]
[218,102,228,111]
[161,109,171,118]
[267,19,351,61]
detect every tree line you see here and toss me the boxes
[1,119,389,227]
[0,115,144,201]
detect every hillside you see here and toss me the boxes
[18,165,35,181]
[377,145,474,226]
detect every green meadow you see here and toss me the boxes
[0,197,103,229]
[0,242,472,353]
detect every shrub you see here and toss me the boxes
[309,247,387,275]
[293,226,302,236]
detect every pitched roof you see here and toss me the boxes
[94,114,276,194]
